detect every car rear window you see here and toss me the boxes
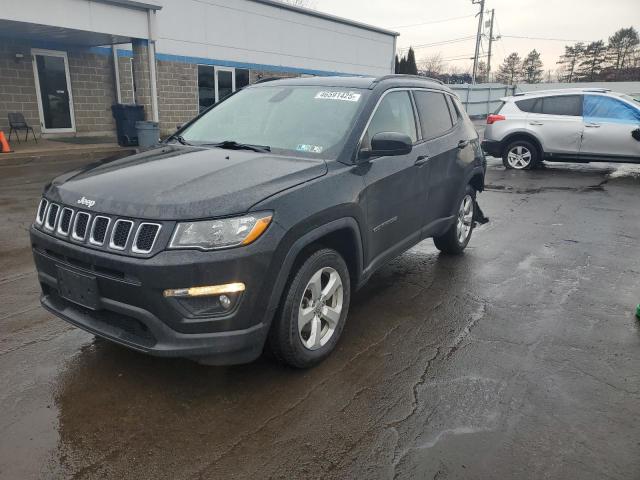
[515,98,538,113]
[413,91,454,140]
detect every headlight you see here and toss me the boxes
[169,212,272,250]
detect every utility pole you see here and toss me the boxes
[471,0,485,84]
[486,9,495,82]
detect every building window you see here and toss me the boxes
[198,65,215,112]
[236,68,250,89]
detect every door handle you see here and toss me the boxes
[458,140,470,149]
[415,155,430,167]
[529,122,544,126]
[585,123,601,128]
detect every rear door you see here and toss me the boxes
[525,95,583,156]
[580,95,640,161]
[412,90,461,230]
[360,90,423,265]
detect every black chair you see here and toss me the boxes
[8,113,37,143]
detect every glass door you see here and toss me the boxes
[31,49,75,133]
[215,67,235,103]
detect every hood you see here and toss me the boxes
[46,145,327,220]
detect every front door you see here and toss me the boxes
[32,49,75,133]
[580,94,640,161]
[360,90,423,268]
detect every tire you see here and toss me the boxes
[433,185,476,255]
[502,140,540,170]
[268,248,351,368]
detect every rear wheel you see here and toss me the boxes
[502,140,540,170]
[268,248,350,368]
[433,186,475,255]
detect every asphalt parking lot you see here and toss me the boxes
[1,152,639,479]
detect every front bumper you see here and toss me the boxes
[481,139,502,158]
[31,223,285,365]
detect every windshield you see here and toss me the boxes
[181,85,368,157]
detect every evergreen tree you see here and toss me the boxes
[496,52,522,85]
[406,47,418,75]
[578,40,607,81]
[557,43,584,82]
[522,49,544,83]
[608,27,640,75]
[395,55,400,74]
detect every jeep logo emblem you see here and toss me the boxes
[77,196,96,208]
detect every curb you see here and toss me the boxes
[0,146,137,167]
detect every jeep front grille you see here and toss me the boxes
[57,208,74,236]
[35,198,164,256]
[90,216,111,245]
[110,220,134,250]
[45,204,60,230]
[133,223,161,254]
[36,199,48,225]
[72,212,91,241]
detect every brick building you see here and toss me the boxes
[0,0,398,138]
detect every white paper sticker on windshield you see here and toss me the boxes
[297,144,324,154]
[315,91,362,102]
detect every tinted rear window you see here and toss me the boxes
[541,95,582,116]
[413,91,454,140]
[515,98,538,112]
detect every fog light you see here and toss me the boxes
[219,295,232,310]
[163,282,245,298]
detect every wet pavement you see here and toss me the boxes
[1,154,639,479]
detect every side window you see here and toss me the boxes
[516,98,538,113]
[413,91,454,140]
[445,95,459,125]
[540,95,582,116]
[584,95,640,123]
[363,91,417,150]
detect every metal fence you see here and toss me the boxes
[448,81,640,118]
[449,83,516,118]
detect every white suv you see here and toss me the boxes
[482,88,640,169]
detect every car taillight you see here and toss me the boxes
[487,114,506,125]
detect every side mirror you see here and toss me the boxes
[361,132,413,160]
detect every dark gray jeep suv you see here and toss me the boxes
[31,75,487,368]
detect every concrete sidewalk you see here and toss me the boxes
[0,137,136,166]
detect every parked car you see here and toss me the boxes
[30,75,486,368]
[482,88,640,169]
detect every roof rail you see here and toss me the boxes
[372,74,445,87]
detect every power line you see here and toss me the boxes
[397,35,476,52]
[500,34,590,42]
[391,14,475,29]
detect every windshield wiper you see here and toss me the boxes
[205,140,271,153]
[172,135,192,146]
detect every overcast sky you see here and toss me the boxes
[313,0,640,74]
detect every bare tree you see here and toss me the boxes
[419,53,445,76]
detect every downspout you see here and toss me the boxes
[112,45,122,103]
[147,9,159,123]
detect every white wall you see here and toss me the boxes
[0,0,150,39]
[153,0,396,76]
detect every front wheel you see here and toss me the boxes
[268,248,351,368]
[433,186,475,255]
[502,140,540,170]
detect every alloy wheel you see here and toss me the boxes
[507,145,532,169]
[298,267,344,351]
[456,194,474,244]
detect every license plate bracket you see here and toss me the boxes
[57,266,100,310]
